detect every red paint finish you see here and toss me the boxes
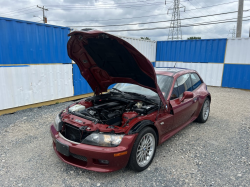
[50,68,211,172]
[51,125,137,172]
[121,111,138,127]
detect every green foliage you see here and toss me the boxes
[140,37,151,40]
[187,37,201,40]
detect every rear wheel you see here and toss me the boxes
[128,127,157,172]
[196,98,210,123]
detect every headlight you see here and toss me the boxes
[54,114,62,131]
[82,133,124,147]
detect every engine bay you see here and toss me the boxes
[68,95,158,127]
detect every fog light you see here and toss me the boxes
[98,159,109,165]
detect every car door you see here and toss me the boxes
[170,74,197,129]
[190,73,203,114]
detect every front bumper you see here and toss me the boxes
[50,125,137,172]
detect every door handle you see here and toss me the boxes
[193,97,198,102]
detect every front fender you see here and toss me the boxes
[128,120,154,135]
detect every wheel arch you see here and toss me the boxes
[207,94,211,103]
[128,120,159,145]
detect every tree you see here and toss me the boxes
[140,37,151,40]
[187,37,201,40]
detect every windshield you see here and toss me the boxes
[113,75,173,101]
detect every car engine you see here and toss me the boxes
[68,97,158,127]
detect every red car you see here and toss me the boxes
[50,31,211,172]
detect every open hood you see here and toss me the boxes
[67,30,166,105]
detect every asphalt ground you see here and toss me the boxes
[0,86,250,187]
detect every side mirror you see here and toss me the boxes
[180,91,193,102]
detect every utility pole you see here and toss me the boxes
[37,5,48,23]
[167,0,185,40]
[236,0,244,38]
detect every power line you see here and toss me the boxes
[48,1,238,22]
[101,16,250,32]
[2,5,36,15]
[47,2,165,10]
[2,6,37,16]
[66,9,250,27]
[47,0,172,7]
[2,10,41,17]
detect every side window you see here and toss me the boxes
[191,73,202,90]
[177,74,193,98]
[170,81,179,100]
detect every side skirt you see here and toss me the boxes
[159,116,197,145]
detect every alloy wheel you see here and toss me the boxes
[136,133,155,167]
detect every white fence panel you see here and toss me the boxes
[0,64,73,110]
[156,62,223,87]
[117,36,156,62]
[225,38,250,64]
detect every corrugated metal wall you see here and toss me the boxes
[1,17,250,113]
[72,64,115,96]
[224,38,250,64]
[222,38,250,90]
[155,39,226,87]
[0,64,73,110]
[72,64,93,96]
[222,64,250,89]
[0,17,71,65]
[156,39,227,63]
[0,17,73,111]
[156,62,224,86]
[117,35,156,62]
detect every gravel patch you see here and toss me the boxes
[0,87,250,187]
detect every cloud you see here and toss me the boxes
[1,0,250,40]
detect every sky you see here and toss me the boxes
[1,0,250,41]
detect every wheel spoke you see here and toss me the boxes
[137,150,143,157]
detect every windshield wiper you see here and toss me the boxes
[111,89,157,105]
[124,92,157,105]
[124,92,146,98]
[111,88,124,94]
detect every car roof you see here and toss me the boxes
[155,67,196,77]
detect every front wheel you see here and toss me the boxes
[128,127,157,172]
[196,98,210,123]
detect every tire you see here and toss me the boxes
[128,127,157,172]
[195,98,210,123]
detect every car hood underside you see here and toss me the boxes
[67,30,166,105]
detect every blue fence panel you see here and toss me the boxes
[0,17,71,65]
[73,64,116,96]
[156,39,227,63]
[73,64,93,96]
[222,64,250,90]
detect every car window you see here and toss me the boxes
[170,81,179,100]
[191,73,202,90]
[176,74,193,98]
